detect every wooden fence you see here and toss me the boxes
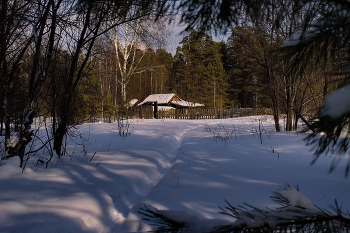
[134,107,272,120]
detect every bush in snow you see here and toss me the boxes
[204,123,234,146]
[116,106,131,137]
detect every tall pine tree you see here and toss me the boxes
[172,30,228,108]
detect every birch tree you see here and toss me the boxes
[114,22,145,103]
[113,16,169,103]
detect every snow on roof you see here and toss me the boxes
[171,100,205,107]
[138,93,205,107]
[138,93,177,106]
[126,99,138,107]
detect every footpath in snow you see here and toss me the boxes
[1,117,350,233]
[0,118,206,233]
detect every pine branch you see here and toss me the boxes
[138,184,350,233]
[302,115,350,177]
[138,205,185,232]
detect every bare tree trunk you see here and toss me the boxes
[285,89,294,131]
[265,56,281,132]
[271,89,281,132]
[53,2,95,156]
[0,0,32,160]
[2,0,58,166]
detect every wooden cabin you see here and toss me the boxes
[138,93,204,109]
[137,93,204,118]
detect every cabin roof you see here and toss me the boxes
[171,100,205,107]
[138,93,178,106]
[138,93,204,108]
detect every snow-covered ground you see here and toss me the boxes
[1,116,350,232]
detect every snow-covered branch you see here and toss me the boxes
[139,184,350,232]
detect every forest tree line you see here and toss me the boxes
[1,0,349,166]
[2,27,344,132]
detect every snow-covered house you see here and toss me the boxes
[138,93,204,109]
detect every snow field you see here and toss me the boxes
[0,116,349,232]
